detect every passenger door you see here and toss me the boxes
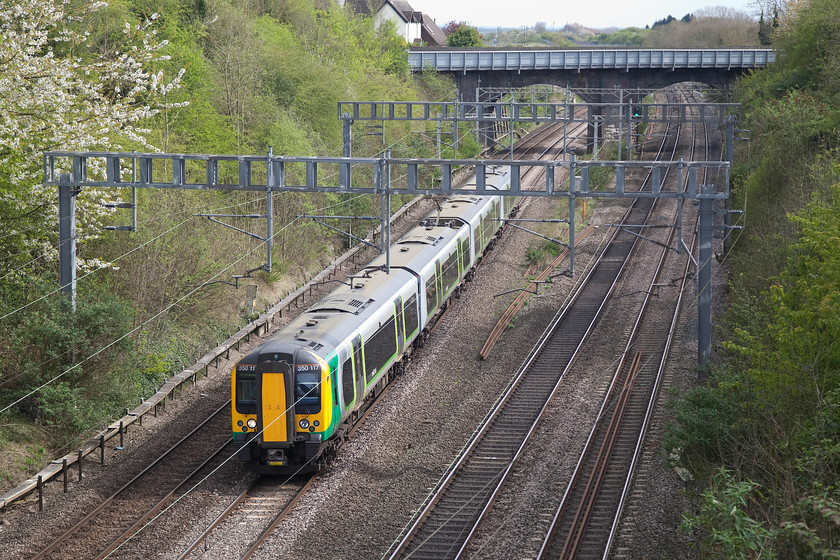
[258,360,294,445]
[395,297,405,355]
[352,337,364,402]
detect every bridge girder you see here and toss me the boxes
[455,67,737,104]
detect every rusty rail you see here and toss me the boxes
[479,223,595,360]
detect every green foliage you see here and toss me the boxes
[446,24,481,47]
[525,245,546,264]
[37,383,101,446]
[593,27,648,46]
[664,366,753,480]
[455,130,481,159]
[780,487,840,558]
[414,65,457,102]
[0,282,135,445]
[772,0,840,100]
[681,468,777,559]
[663,3,840,556]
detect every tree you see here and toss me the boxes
[652,15,675,28]
[206,1,261,153]
[758,10,773,45]
[445,22,481,47]
[0,0,185,274]
[441,20,461,36]
[643,7,758,48]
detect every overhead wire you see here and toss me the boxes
[0,208,310,416]
[0,181,398,402]
[388,96,746,556]
[0,215,198,323]
[0,186,286,320]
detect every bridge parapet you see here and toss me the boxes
[408,48,775,73]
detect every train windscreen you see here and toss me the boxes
[295,363,321,414]
[235,366,257,414]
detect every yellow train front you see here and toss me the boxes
[231,343,336,474]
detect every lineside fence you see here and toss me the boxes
[0,193,428,511]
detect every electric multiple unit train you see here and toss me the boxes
[231,165,512,473]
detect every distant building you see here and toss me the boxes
[347,1,445,46]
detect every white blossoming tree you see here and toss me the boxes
[0,0,186,276]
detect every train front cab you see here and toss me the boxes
[232,346,333,473]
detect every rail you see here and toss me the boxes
[0,195,427,511]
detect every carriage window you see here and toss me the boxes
[442,251,459,294]
[404,294,418,336]
[425,274,438,314]
[460,237,470,268]
[482,211,494,246]
[342,357,354,406]
[235,366,257,414]
[365,316,397,384]
[294,364,321,414]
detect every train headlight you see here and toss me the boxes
[246,418,257,429]
[299,418,310,430]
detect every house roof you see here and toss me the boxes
[420,13,446,46]
[347,0,422,23]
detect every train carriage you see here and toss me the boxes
[232,165,512,473]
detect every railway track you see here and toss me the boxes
[31,402,233,560]
[175,475,314,560]
[385,93,684,560]
[536,89,711,559]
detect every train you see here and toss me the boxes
[231,165,512,474]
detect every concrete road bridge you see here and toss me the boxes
[407,47,775,103]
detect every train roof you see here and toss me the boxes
[366,223,460,273]
[430,194,494,225]
[262,265,417,356]
[461,164,511,192]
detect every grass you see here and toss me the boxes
[0,418,52,490]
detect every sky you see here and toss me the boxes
[412,0,760,30]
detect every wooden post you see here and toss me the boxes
[37,475,43,511]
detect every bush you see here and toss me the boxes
[681,468,777,558]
